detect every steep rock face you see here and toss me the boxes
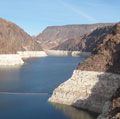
[78,23,120,74]
[49,23,120,114]
[36,24,112,50]
[0,18,42,54]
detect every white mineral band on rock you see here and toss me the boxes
[49,70,120,113]
[17,51,47,58]
[0,54,24,66]
[46,50,91,57]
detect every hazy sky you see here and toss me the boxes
[0,0,120,35]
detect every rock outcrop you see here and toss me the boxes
[0,18,42,54]
[36,23,112,50]
[77,23,120,74]
[49,70,120,113]
[49,23,120,115]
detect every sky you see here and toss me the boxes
[0,0,120,35]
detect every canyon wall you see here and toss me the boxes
[49,23,120,117]
[36,24,113,50]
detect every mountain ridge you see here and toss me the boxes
[0,18,42,54]
[36,23,114,50]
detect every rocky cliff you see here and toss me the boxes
[36,24,112,50]
[0,18,42,54]
[78,23,120,74]
[49,23,120,116]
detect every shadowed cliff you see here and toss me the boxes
[77,23,120,74]
[73,23,120,118]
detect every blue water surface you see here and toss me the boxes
[0,56,96,119]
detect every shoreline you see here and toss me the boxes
[0,51,47,66]
[17,51,47,58]
[0,50,91,66]
[46,50,91,57]
[49,70,120,113]
[0,54,24,66]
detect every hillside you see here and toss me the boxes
[36,23,113,50]
[0,18,42,54]
[78,23,120,74]
[49,23,120,116]
[54,25,113,51]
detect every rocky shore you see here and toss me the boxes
[0,50,90,66]
[17,51,47,58]
[49,70,120,113]
[0,54,24,66]
[0,51,47,66]
[49,23,120,118]
[46,50,91,57]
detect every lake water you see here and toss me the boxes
[0,56,97,119]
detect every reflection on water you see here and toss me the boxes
[51,103,98,119]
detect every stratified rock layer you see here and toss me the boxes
[17,51,47,58]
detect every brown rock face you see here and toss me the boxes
[0,18,42,54]
[36,24,112,50]
[54,25,113,51]
[78,23,120,74]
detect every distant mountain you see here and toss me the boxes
[0,18,42,54]
[55,25,113,52]
[36,23,113,50]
